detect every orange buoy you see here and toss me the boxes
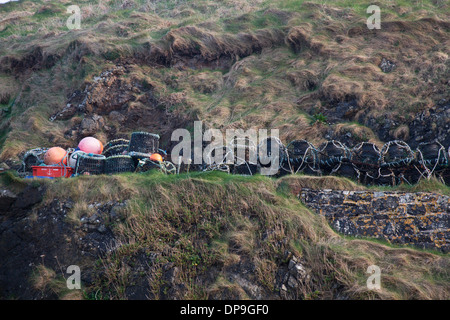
[44,147,68,165]
[149,153,163,162]
[78,137,103,155]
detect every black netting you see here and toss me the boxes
[128,132,160,154]
[103,144,128,158]
[417,141,448,167]
[75,153,106,175]
[318,140,350,175]
[334,162,359,180]
[380,141,414,168]
[283,140,318,174]
[103,138,130,151]
[105,155,136,174]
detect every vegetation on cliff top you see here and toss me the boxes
[0,0,449,163]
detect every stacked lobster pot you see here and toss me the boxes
[102,138,129,158]
[127,131,161,168]
[415,141,449,183]
[203,145,233,174]
[229,137,258,175]
[351,142,381,185]
[104,155,136,174]
[282,140,319,175]
[317,140,356,180]
[74,153,106,175]
[378,140,415,186]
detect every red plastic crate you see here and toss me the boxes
[32,166,73,178]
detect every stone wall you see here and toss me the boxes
[299,189,449,253]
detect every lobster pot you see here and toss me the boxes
[351,142,380,180]
[351,142,380,169]
[334,162,359,180]
[75,153,106,175]
[442,167,450,186]
[128,151,152,167]
[374,167,396,186]
[21,148,48,173]
[380,141,414,168]
[103,144,128,158]
[284,140,318,174]
[136,159,162,173]
[228,140,258,175]
[416,141,448,171]
[401,166,423,185]
[128,132,160,154]
[257,137,287,176]
[233,162,258,175]
[103,139,130,151]
[318,140,351,175]
[105,155,136,174]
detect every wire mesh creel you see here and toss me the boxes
[75,153,106,175]
[103,143,129,158]
[103,138,130,151]
[105,155,136,174]
[380,140,415,168]
[317,140,351,175]
[283,139,319,174]
[128,132,160,154]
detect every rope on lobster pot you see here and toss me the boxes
[380,140,415,168]
[317,140,350,174]
[203,163,231,174]
[375,166,396,186]
[204,145,233,166]
[283,140,318,174]
[103,138,130,152]
[416,141,448,180]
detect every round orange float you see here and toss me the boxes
[149,153,163,162]
[44,147,68,165]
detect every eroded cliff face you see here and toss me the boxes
[300,189,450,253]
[0,184,312,300]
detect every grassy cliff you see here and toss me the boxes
[0,0,449,300]
[0,0,449,163]
[1,171,449,299]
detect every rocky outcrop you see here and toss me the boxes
[300,189,450,252]
[408,100,450,149]
[0,187,124,299]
